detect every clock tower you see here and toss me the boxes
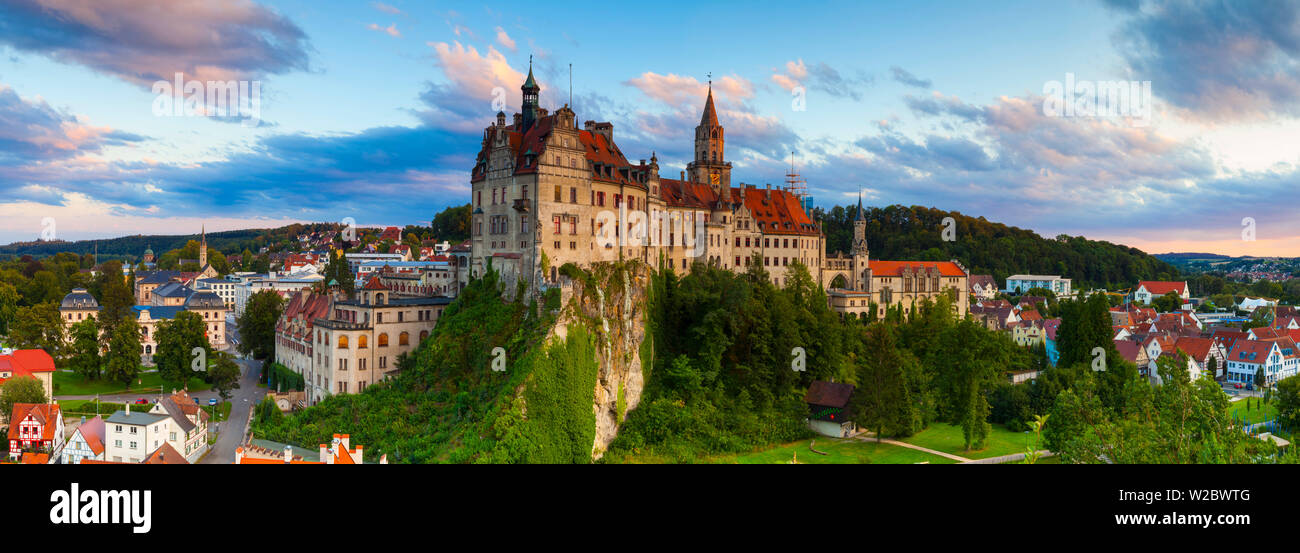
[687,79,731,202]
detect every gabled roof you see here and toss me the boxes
[1227,340,1278,365]
[0,349,56,387]
[144,442,189,464]
[363,275,389,290]
[75,416,107,456]
[7,403,60,441]
[1114,339,1143,363]
[1175,337,1215,361]
[156,396,196,433]
[804,381,854,408]
[969,275,996,290]
[1138,281,1187,296]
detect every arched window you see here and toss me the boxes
[399,332,410,346]
[358,335,368,349]
[378,333,389,347]
[338,335,349,349]
[419,330,429,341]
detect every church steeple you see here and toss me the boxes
[521,55,540,130]
[199,224,208,268]
[700,82,719,127]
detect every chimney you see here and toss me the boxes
[355,444,364,464]
[320,443,330,464]
[125,402,129,414]
[235,446,244,464]
[680,171,685,182]
[284,445,292,463]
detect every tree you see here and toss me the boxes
[67,317,102,380]
[207,352,242,400]
[96,260,135,326]
[431,203,472,243]
[1275,375,1300,430]
[0,377,48,424]
[237,290,284,360]
[9,302,64,356]
[104,318,142,386]
[153,311,211,385]
[1152,291,1183,313]
[0,281,18,335]
[849,324,918,440]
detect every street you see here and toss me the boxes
[199,356,265,464]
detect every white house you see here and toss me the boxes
[62,415,107,465]
[1224,340,1298,386]
[148,391,211,462]
[1134,281,1189,305]
[104,407,172,464]
[1004,275,1072,296]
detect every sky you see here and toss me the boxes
[0,0,1298,256]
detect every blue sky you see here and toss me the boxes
[1,0,1298,256]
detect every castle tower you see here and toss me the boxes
[521,56,540,131]
[688,78,730,201]
[851,192,869,290]
[200,225,208,268]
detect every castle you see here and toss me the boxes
[469,63,968,317]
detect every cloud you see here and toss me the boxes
[371,2,402,15]
[0,0,312,88]
[1109,0,1300,121]
[0,84,145,165]
[771,59,873,100]
[890,66,932,89]
[414,41,525,132]
[495,26,517,52]
[367,23,401,38]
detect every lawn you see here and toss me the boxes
[900,423,1035,460]
[208,400,233,422]
[1229,398,1278,425]
[715,437,958,464]
[59,399,130,418]
[53,370,210,397]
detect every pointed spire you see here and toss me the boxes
[522,55,539,91]
[700,78,719,127]
[855,189,864,221]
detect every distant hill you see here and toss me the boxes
[1154,252,1234,262]
[1155,252,1300,275]
[0,224,335,262]
[816,204,1182,290]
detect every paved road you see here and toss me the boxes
[200,357,265,464]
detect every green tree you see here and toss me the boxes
[1152,291,1183,313]
[0,281,18,335]
[96,260,136,326]
[9,302,64,356]
[237,290,284,360]
[0,377,48,424]
[207,352,242,400]
[67,317,102,380]
[849,324,918,440]
[153,311,211,385]
[104,318,142,386]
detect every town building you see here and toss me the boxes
[969,275,998,302]
[0,349,56,400]
[234,433,386,464]
[7,403,64,461]
[1133,281,1189,305]
[1004,275,1072,296]
[62,415,107,465]
[104,406,171,464]
[274,290,334,393]
[303,277,452,404]
[147,391,211,462]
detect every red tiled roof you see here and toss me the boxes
[1114,340,1142,363]
[1139,281,1187,296]
[77,415,107,456]
[21,452,49,464]
[1227,340,1277,365]
[362,275,388,291]
[7,403,60,441]
[0,349,56,389]
[868,260,967,277]
[144,442,190,464]
[1019,310,1043,322]
[1175,337,1215,361]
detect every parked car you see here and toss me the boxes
[134,398,149,404]
[1233,383,1243,389]
[208,398,218,406]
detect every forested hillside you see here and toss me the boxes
[816,205,1180,289]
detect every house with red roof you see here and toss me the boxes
[62,415,107,465]
[1134,281,1189,305]
[8,403,64,461]
[1224,339,1291,386]
[1173,337,1225,379]
[0,349,56,400]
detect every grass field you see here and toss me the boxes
[900,423,1035,460]
[716,437,958,464]
[59,399,130,417]
[1229,398,1279,425]
[53,370,210,397]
